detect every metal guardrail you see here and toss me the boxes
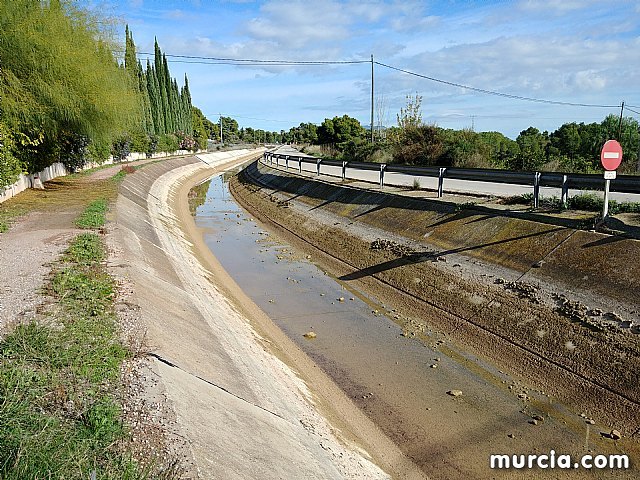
[262,151,640,207]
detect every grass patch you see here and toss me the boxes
[503,192,640,215]
[76,199,108,229]
[0,233,146,479]
[0,205,27,234]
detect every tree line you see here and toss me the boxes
[298,95,639,174]
[0,1,210,188]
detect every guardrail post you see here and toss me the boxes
[438,168,446,197]
[285,155,289,170]
[298,157,302,173]
[316,159,321,176]
[533,172,541,208]
[342,161,347,180]
[380,164,386,188]
[561,174,568,208]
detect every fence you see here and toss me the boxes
[262,151,640,207]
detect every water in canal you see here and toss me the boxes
[192,171,601,478]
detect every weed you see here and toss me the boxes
[0,233,145,479]
[454,201,477,212]
[65,233,105,264]
[411,178,421,190]
[76,198,108,229]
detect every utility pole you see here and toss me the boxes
[370,54,374,143]
[219,114,223,145]
[617,101,625,141]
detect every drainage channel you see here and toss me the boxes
[192,172,629,479]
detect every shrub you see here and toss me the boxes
[157,133,179,153]
[111,134,131,162]
[59,132,90,172]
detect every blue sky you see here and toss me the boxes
[101,0,640,138]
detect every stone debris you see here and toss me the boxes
[503,281,540,303]
[370,238,414,257]
[447,390,463,397]
[610,429,622,440]
[303,331,317,339]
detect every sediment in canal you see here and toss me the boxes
[230,160,640,443]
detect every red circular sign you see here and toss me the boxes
[600,140,623,171]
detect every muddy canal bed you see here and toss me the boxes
[193,173,634,479]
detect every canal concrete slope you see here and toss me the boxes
[111,152,419,479]
[229,160,640,475]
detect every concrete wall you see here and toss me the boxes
[0,149,201,204]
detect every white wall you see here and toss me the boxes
[0,149,201,204]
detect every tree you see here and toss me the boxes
[0,0,139,174]
[514,127,548,171]
[317,115,365,145]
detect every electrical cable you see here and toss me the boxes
[119,48,638,114]
[136,51,368,65]
[374,61,622,108]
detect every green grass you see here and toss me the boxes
[76,199,108,229]
[0,233,146,479]
[506,192,640,215]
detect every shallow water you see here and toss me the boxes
[193,172,618,478]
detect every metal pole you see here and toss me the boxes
[342,161,347,180]
[438,168,446,197]
[220,115,223,145]
[561,174,568,208]
[603,178,610,218]
[316,159,321,176]
[617,102,625,141]
[379,164,385,188]
[533,172,541,208]
[371,54,374,143]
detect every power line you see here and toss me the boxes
[121,48,636,111]
[374,61,622,109]
[626,106,640,115]
[135,51,368,65]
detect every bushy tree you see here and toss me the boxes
[0,0,139,176]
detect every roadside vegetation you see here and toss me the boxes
[505,191,640,214]
[297,95,639,175]
[0,0,210,191]
[76,199,108,229]
[0,210,146,478]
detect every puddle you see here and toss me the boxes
[193,173,629,478]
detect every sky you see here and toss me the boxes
[100,0,640,139]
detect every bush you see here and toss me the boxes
[129,130,150,154]
[87,139,111,165]
[59,132,89,172]
[111,134,131,162]
[176,131,197,151]
[0,122,22,187]
[146,134,159,157]
[157,133,179,153]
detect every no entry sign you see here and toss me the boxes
[600,140,623,171]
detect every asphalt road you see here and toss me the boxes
[269,145,640,204]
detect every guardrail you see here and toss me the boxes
[262,151,640,207]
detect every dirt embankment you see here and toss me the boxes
[230,160,640,441]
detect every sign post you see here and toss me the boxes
[600,140,623,218]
